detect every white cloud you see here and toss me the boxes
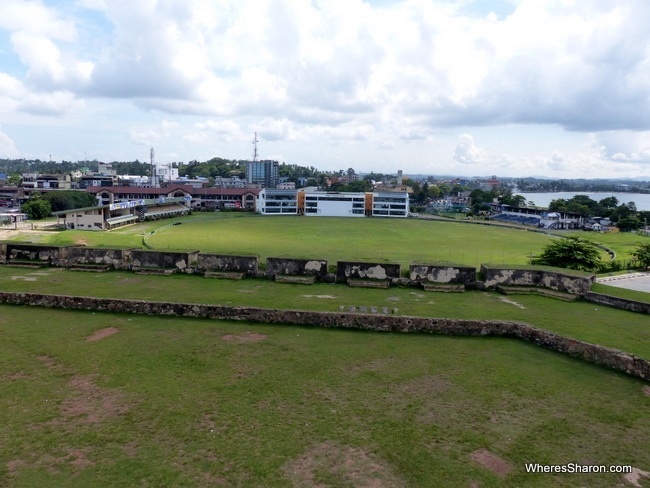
[592,131,650,164]
[0,1,77,40]
[0,125,19,158]
[1,0,650,178]
[453,134,484,164]
[186,119,243,143]
[129,120,182,146]
[17,90,82,116]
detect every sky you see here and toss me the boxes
[1,0,650,179]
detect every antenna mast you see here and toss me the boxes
[252,132,258,162]
[150,147,156,187]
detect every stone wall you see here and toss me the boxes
[583,292,650,314]
[409,264,477,284]
[336,261,401,282]
[129,250,200,273]
[266,257,328,278]
[1,243,72,265]
[0,291,647,382]
[66,247,132,270]
[481,265,594,294]
[197,254,259,276]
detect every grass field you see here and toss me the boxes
[1,215,649,486]
[566,230,649,261]
[20,213,558,267]
[1,305,648,487]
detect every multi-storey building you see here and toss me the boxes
[245,160,279,188]
[257,190,409,218]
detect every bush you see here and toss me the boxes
[531,236,602,272]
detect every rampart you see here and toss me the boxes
[129,249,199,273]
[337,261,401,282]
[0,243,72,265]
[265,257,328,278]
[197,254,259,276]
[66,247,133,270]
[409,264,477,284]
[481,265,594,294]
[0,291,647,382]
[583,292,650,314]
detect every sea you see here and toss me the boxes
[516,192,650,211]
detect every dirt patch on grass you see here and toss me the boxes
[33,368,131,429]
[36,355,72,374]
[301,295,337,299]
[222,332,267,343]
[85,327,119,342]
[643,385,650,397]
[67,448,95,470]
[60,375,130,424]
[11,276,38,281]
[6,459,26,477]
[8,448,95,477]
[469,449,513,478]
[283,441,404,487]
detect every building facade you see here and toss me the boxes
[257,190,409,218]
[245,160,279,188]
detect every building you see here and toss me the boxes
[191,188,259,210]
[303,191,366,217]
[256,189,298,215]
[52,197,190,231]
[245,160,279,188]
[21,173,71,189]
[85,185,258,211]
[277,181,296,190]
[257,190,409,218]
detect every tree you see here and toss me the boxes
[469,189,492,214]
[531,236,602,272]
[599,196,619,209]
[617,217,643,232]
[21,199,52,220]
[42,191,98,212]
[631,242,650,268]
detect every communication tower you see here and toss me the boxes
[252,132,258,162]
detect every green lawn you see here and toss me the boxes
[591,283,650,304]
[565,230,649,261]
[0,267,648,359]
[18,213,555,267]
[1,306,648,487]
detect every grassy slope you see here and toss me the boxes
[0,267,648,359]
[0,306,648,487]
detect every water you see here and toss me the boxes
[516,191,650,211]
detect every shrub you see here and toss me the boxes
[531,236,602,272]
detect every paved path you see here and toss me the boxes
[597,272,650,293]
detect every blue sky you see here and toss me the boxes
[1,0,649,179]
